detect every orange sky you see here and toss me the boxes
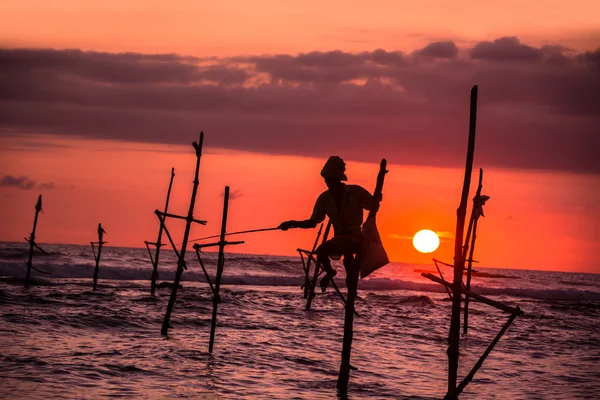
[1,135,598,273]
[1,0,599,56]
[0,1,598,274]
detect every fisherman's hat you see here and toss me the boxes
[321,156,348,181]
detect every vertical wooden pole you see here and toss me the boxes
[161,132,204,336]
[463,218,479,335]
[92,223,105,290]
[25,194,42,288]
[208,186,230,353]
[303,223,323,298]
[151,167,176,295]
[463,169,483,335]
[446,85,478,399]
[336,259,359,391]
[305,220,332,310]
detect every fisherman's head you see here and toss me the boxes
[321,156,347,190]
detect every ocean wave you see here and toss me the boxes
[1,262,600,302]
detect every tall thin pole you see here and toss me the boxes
[208,186,230,353]
[303,223,324,298]
[447,85,478,399]
[161,132,204,336]
[25,194,42,288]
[150,168,175,295]
[305,220,332,310]
[463,169,484,335]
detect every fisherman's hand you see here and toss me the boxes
[278,221,296,231]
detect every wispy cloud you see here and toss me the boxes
[0,175,55,190]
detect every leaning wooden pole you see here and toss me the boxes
[303,223,324,298]
[92,223,106,290]
[24,194,43,288]
[463,169,483,334]
[447,85,478,399]
[161,132,204,336]
[149,167,175,295]
[208,186,230,353]
[305,220,332,310]
[337,158,387,392]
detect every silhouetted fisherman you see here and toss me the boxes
[279,156,381,292]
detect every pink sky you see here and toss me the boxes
[0,1,598,273]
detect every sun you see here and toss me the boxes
[413,229,440,253]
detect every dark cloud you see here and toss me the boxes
[470,37,542,62]
[221,189,243,200]
[414,41,459,59]
[37,182,56,190]
[0,175,35,190]
[0,38,598,174]
[0,175,56,190]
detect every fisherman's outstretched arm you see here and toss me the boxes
[278,219,318,231]
[278,194,326,231]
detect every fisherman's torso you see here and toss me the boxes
[317,184,370,237]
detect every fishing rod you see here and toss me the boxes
[188,226,281,244]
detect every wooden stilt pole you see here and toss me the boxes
[24,194,43,288]
[337,158,387,393]
[302,223,323,298]
[336,259,359,392]
[148,167,175,295]
[447,85,478,399]
[305,220,332,310]
[208,186,230,353]
[161,132,205,336]
[91,223,106,290]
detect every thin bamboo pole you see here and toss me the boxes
[92,223,106,290]
[24,195,43,288]
[305,220,332,310]
[208,186,230,353]
[447,85,478,399]
[161,132,204,336]
[422,273,523,315]
[463,169,483,334]
[456,312,519,395]
[302,223,323,298]
[149,168,175,295]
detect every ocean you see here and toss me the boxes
[0,241,599,399]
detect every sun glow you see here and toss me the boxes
[413,229,440,253]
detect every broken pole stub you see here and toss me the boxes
[24,194,43,288]
[92,223,106,290]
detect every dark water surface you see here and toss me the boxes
[1,242,599,399]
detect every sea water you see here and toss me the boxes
[1,242,598,399]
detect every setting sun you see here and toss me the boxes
[413,229,440,253]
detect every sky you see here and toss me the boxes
[0,1,599,273]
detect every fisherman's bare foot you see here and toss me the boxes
[320,269,337,292]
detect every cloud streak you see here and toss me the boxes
[0,38,598,174]
[0,175,55,190]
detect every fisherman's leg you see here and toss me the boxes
[343,253,359,292]
[316,241,338,292]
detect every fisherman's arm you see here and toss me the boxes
[278,193,325,231]
[278,219,318,231]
